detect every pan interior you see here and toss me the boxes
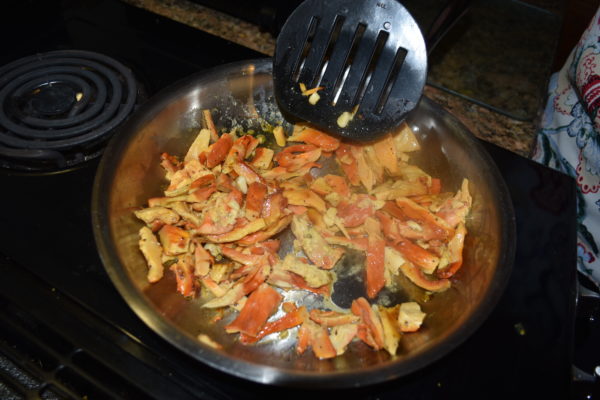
[93,59,514,386]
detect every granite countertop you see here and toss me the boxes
[122,0,548,158]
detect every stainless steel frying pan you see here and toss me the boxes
[91,58,515,388]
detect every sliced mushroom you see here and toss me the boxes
[169,201,202,227]
[329,324,358,356]
[134,206,180,226]
[290,215,344,270]
[184,128,211,163]
[377,305,402,355]
[138,226,164,283]
[398,302,426,332]
[158,224,191,255]
[399,262,451,292]
[280,254,332,288]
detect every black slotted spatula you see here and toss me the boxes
[273,0,470,142]
[273,0,428,141]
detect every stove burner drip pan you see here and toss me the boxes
[0,50,137,171]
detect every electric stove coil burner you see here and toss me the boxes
[0,50,137,171]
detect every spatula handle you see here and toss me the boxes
[425,0,471,55]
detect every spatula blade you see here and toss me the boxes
[273,0,427,141]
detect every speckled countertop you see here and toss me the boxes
[121,0,554,158]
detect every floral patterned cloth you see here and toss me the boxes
[531,8,600,286]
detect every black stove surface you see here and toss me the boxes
[0,0,580,399]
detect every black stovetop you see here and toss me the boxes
[0,0,581,399]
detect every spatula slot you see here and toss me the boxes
[291,16,321,84]
[310,15,346,89]
[331,23,367,106]
[353,30,389,109]
[375,46,408,114]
